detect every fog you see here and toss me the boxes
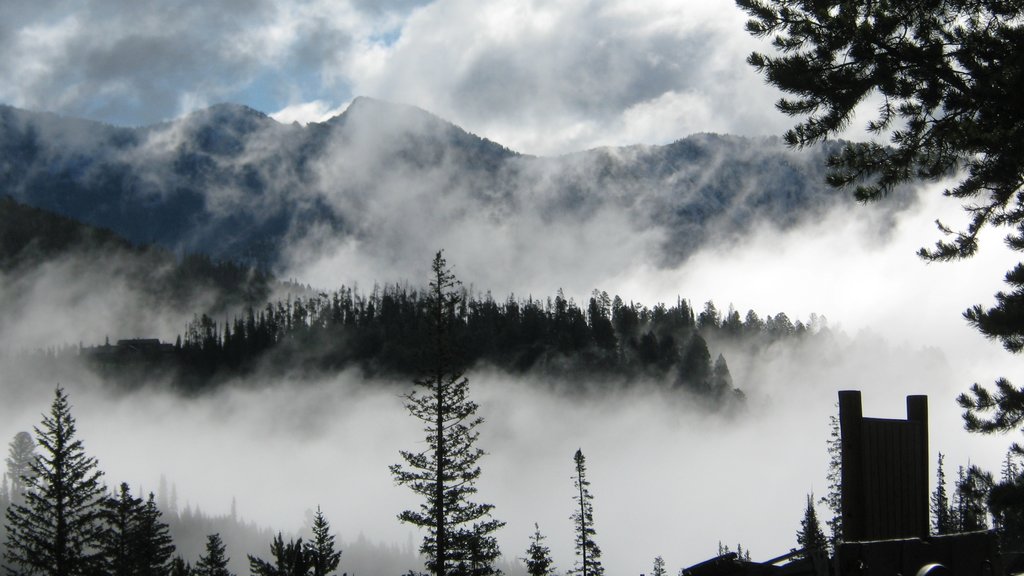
[2,175,1019,574]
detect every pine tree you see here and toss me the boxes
[390,251,504,576]
[170,557,193,576]
[249,533,309,576]
[651,556,666,576]
[5,432,35,506]
[105,482,145,576]
[194,534,233,576]
[522,524,555,576]
[134,493,176,576]
[819,408,842,550]
[990,451,1024,551]
[305,507,341,576]
[956,465,993,532]
[932,453,952,535]
[570,449,603,576]
[3,387,108,576]
[796,494,826,558]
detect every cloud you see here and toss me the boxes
[348,0,797,154]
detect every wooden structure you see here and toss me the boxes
[839,390,929,542]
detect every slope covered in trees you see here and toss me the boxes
[0,195,273,322]
[71,281,823,403]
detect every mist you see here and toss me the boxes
[2,171,1018,575]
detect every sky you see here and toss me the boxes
[0,0,793,156]
[2,0,1023,574]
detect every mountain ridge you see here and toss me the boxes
[0,97,914,271]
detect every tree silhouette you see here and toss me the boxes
[570,449,602,576]
[796,494,826,558]
[249,533,309,576]
[3,387,107,576]
[522,524,555,576]
[651,556,666,576]
[306,507,341,576]
[932,453,952,535]
[194,533,233,576]
[390,251,504,576]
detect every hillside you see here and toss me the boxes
[0,98,915,270]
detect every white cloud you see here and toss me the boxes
[270,99,351,124]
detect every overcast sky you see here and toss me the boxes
[0,0,794,155]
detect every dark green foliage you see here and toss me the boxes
[390,252,504,576]
[570,450,602,576]
[248,533,310,576]
[796,495,826,557]
[305,508,341,576]
[194,534,233,576]
[737,0,1023,234]
[932,453,952,535]
[3,387,108,576]
[171,558,193,576]
[523,524,555,576]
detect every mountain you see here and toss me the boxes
[0,97,914,270]
[0,195,272,318]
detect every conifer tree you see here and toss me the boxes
[5,432,35,506]
[194,534,233,576]
[249,533,309,576]
[819,409,842,550]
[3,387,107,576]
[105,482,145,576]
[305,507,341,576]
[651,556,666,576]
[796,495,826,558]
[134,492,176,576]
[955,465,993,532]
[523,524,555,576]
[932,453,952,535]
[390,251,504,576]
[170,557,193,576]
[570,449,602,576]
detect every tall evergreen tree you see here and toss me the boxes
[390,251,504,576]
[249,533,309,576]
[932,453,952,535]
[522,524,554,576]
[105,482,145,576]
[570,449,602,576]
[305,507,341,576]
[3,387,107,576]
[194,534,233,576]
[102,484,175,576]
[5,432,35,507]
[819,409,842,550]
[955,465,993,532]
[135,493,176,576]
[795,494,826,558]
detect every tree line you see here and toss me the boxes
[0,388,343,576]
[82,281,826,402]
